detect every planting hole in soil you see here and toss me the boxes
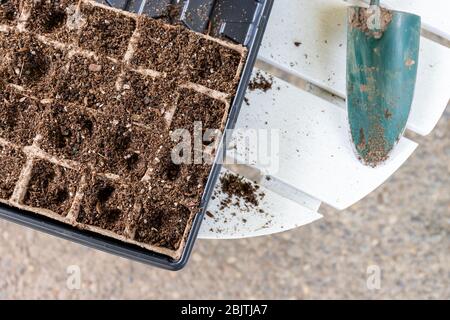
[135,195,191,250]
[165,162,181,182]
[150,144,212,203]
[77,175,133,235]
[88,115,158,180]
[23,160,79,216]
[4,35,50,85]
[0,0,20,25]
[26,0,81,43]
[38,104,97,162]
[29,1,66,33]
[1,34,65,96]
[0,87,44,146]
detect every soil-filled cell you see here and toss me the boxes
[52,54,120,109]
[0,145,26,200]
[170,87,227,135]
[23,160,79,215]
[118,70,177,128]
[77,175,134,235]
[88,115,161,180]
[0,33,66,97]
[148,139,212,204]
[26,0,81,44]
[0,86,44,145]
[131,16,190,74]
[184,35,243,93]
[38,104,97,161]
[134,192,191,250]
[79,2,136,59]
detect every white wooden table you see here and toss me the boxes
[199,0,450,239]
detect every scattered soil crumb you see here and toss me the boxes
[23,160,79,216]
[248,71,273,92]
[219,173,265,210]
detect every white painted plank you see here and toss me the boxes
[227,70,418,210]
[377,0,450,40]
[406,39,450,135]
[259,0,450,136]
[198,168,323,239]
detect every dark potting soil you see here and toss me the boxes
[184,35,242,94]
[118,70,177,128]
[150,145,212,203]
[23,160,79,215]
[77,174,133,235]
[131,17,243,93]
[134,191,191,250]
[38,104,97,162]
[0,32,65,96]
[39,105,159,181]
[170,87,227,136]
[0,86,44,146]
[52,54,120,109]
[79,2,136,59]
[0,0,21,26]
[26,0,79,43]
[130,17,190,74]
[86,114,159,180]
[0,144,25,200]
[248,71,273,92]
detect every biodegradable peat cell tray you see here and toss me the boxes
[0,0,273,270]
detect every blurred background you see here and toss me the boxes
[0,106,448,299]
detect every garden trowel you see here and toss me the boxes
[347,0,421,166]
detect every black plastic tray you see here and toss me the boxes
[0,0,274,271]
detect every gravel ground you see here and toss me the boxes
[0,108,448,300]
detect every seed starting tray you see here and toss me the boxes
[0,0,273,270]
